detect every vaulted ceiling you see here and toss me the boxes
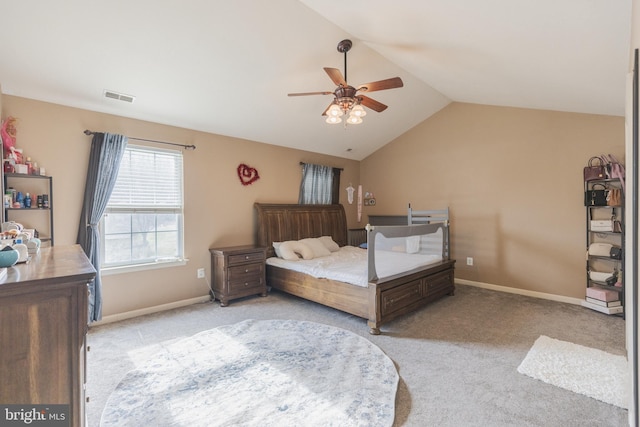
[0,0,632,160]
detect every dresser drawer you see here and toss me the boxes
[228,251,265,265]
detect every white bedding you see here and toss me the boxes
[266,246,442,287]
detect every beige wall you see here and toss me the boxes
[360,102,625,299]
[0,95,626,312]
[1,95,360,317]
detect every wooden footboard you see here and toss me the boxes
[368,260,455,334]
[267,259,455,334]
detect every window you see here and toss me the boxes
[298,163,341,204]
[101,145,184,269]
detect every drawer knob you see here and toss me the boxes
[245,269,249,273]
[244,282,249,286]
[245,255,250,259]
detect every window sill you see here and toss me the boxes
[101,259,187,276]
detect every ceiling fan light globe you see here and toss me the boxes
[328,104,343,117]
[346,115,363,125]
[351,104,367,117]
[326,116,342,124]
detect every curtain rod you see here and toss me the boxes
[83,130,196,150]
[299,162,344,171]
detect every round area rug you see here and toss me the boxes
[100,319,399,427]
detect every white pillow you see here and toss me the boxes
[300,238,332,258]
[406,236,420,254]
[319,235,340,252]
[272,242,283,258]
[278,240,314,261]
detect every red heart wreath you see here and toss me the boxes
[237,163,260,186]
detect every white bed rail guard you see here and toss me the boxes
[365,222,447,282]
[407,205,449,225]
[408,205,450,259]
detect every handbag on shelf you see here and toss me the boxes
[610,246,623,260]
[607,188,622,206]
[602,154,626,191]
[583,156,607,181]
[588,242,613,257]
[613,220,623,233]
[584,184,607,206]
[589,270,616,283]
[590,219,614,232]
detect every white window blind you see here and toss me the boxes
[102,145,184,269]
[109,147,183,211]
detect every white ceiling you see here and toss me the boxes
[0,0,632,160]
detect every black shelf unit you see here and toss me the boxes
[583,178,624,316]
[3,173,54,246]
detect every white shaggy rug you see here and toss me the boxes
[100,319,399,426]
[517,335,629,408]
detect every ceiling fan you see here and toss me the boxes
[288,39,404,125]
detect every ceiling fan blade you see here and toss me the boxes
[324,67,347,86]
[359,95,388,112]
[356,77,403,93]
[288,91,334,97]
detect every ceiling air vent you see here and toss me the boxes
[103,90,135,103]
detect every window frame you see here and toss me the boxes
[99,144,185,274]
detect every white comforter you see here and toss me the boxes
[266,246,442,287]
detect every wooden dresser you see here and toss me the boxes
[0,245,96,427]
[209,245,267,306]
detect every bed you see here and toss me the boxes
[254,203,456,334]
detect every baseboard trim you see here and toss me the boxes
[456,279,584,306]
[93,281,582,326]
[93,295,212,326]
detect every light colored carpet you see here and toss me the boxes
[518,335,629,409]
[88,285,629,426]
[100,319,399,427]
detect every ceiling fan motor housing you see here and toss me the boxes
[335,86,359,111]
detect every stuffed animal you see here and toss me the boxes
[1,116,17,154]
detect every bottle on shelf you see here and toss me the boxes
[25,157,33,175]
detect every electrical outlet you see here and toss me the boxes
[466,257,474,266]
[197,268,205,279]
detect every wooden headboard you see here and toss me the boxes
[254,203,348,258]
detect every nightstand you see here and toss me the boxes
[209,245,267,306]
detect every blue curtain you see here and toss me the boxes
[77,132,128,322]
[298,163,333,204]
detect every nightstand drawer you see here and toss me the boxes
[228,276,265,294]
[228,263,264,281]
[229,252,265,265]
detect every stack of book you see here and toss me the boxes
[581,286,623,315]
